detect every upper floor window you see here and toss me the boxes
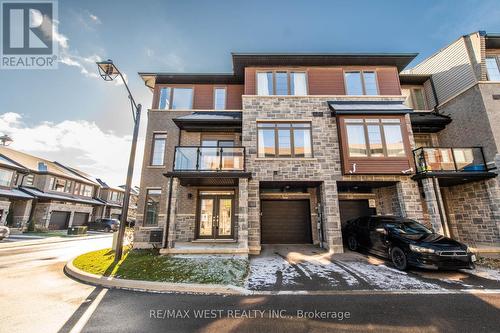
[24,174,34,186]
[0,168,13,186]
[344,71,379,95]
[49,177,72,193]
[344,118,405,157]
[403,87,427,110]
[257,71,307,96]
[158,87,193,109]
[214,87,226,110]
[257,122,312,158]
[486,56,500,81]
[151,133,167,166]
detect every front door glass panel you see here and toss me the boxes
[217,198,232,236]
[199,198,214,236]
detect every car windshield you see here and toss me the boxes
[396,220,432,234]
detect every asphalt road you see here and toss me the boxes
[0,237,499,333]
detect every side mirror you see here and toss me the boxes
[375,227,387,235]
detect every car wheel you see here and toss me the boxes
[347,235,359,251]
[391,247,408,270]
[104,226,111,233]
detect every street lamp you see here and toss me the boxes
[0,134,13,146]
[96,59,142,263]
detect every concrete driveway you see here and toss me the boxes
[246,245,500,292]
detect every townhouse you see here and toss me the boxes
[0,146,139,230]
[403,31,500,245]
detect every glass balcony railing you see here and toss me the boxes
[413,147,488,174]
[173,146,245,171]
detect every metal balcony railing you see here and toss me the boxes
[413,147,488,174]
[173,146,245,172]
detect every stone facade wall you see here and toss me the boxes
[32,201,94,229]
[442,178,500,245]
[9,199,32,228]
[373,184,400,216]
[242,96,344,253]
[0,199,11,225]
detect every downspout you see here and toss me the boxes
[431,177,450,236]
[316,186,326,248]
[162,128,182,248]
[429,77,440,111]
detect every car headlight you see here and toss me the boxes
[410,244,435,254]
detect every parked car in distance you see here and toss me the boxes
[86,218,120,232]
[342,215,476,271]
[0,225,10,240]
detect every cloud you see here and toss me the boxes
[88,13,101,24]
[0,113,144,187]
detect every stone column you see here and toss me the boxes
[247,179,260,254]
[396,178,424,221]
[165,178,179,248]
[321,180,343,253]
[237,178,249,249]
[421,177,446,235]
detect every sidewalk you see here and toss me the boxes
[0,232,112,250]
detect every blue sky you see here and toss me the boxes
[0,0,499,185]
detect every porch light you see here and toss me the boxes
[96,59,119,81]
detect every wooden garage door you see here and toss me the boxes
[49,211,70,230]
[339,200,376,227]
[261,200,312,244]
[72,212,89,226]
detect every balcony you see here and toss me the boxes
[166,146,250,186]
[412,147,495,186]
[174,146,245,171]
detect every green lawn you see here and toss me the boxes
[24,231,73,238]
[72,248,249,286]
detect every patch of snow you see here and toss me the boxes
[298,260,360,287]
[462,267,500,281]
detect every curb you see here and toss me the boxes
[0,234,112,250]
[64,258,248,295]
[65,258,500,296]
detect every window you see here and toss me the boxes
[64,180,72,193]
[158,87,193,109]
[82,185,93,197]
[73,182,81,195]
[414,134,433,148]
[344,71,379,95]
[214,87,226,110]
[344,118,406,158]
[151,133,167,166]
[403,87,427,110]
[24,174,34,186]
[0,169,13,186]
[53,178,67,192]
[257,122,312,158]
[486,57,500,81]
[257,71,307,95]
[145,189,161,225]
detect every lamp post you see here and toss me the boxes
[0,134,13,146]
[96,59,141,263]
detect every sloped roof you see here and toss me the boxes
[328,100,413,115]
[0,187,34,199]
[0,147,96,184]
[20,187,103,205]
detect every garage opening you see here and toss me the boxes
[339,200,376,227]
[261,199,312,244]
[72,212,89,226]
[48,211,70,230]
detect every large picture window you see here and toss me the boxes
[145,189,161,225]
[486,56,500,81]
[214,87,226,110]
[344,71,379,95]
[257,71,307,95]
[257,122,312,158]
[344,118,406,157]
[0,168,13,186]
[158,87,193,109]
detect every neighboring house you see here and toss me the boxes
[135,51,491,255]
[402,31,500,245]
[0,146,102,230]
[92,180,139,222]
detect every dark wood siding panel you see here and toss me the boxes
[193,84,213,109]
[377,67,401,95]
[244,67,256,95]
[226,84,244,109]
[308,68,345,95]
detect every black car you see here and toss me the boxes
[86,218,120,232]
[342,215,476,270]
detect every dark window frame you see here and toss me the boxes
[150,132,167,166]
[144,188,162,226]
[257,122,313,158]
